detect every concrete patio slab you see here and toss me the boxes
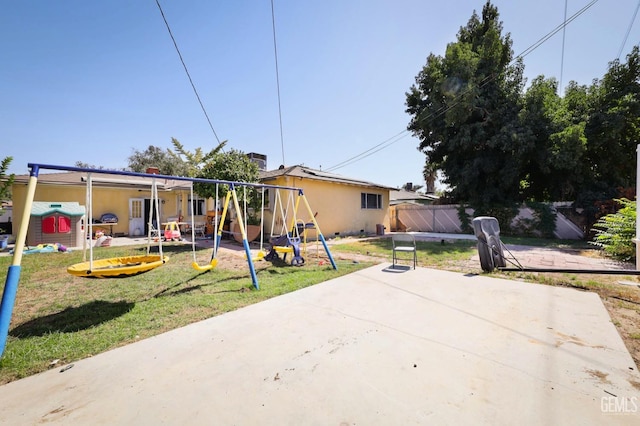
[0,264,639,424]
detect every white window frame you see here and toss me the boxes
[361,192,382,210]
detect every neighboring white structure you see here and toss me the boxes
[389,189,438,206]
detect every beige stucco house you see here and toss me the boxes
[10,165,392,243]
[11,171,194,240]
[259,165,392,237]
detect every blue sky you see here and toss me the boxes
[2,0,639,189]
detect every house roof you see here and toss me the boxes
[31,201,85,217]
[13,166,393,192]
[389,189,438,205]
[12,171,192,191]
[259,165,394,190]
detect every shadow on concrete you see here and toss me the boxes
[382,265,413,273]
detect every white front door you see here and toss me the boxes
[129,198,145,236]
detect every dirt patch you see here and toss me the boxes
[212,240,376,271]
[600,293,640,370]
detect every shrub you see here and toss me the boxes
[470,204,519,235]
[513,202,557,238]
[457,205,472,233]
[590,198,636,262]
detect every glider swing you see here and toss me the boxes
[67,173,169,278]
[265,188,304,265]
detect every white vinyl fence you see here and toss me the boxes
[390,204,584,239]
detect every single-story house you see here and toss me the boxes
[10,165,393,243]
[259,165,393,237]
[11,170,195,241]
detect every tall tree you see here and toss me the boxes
[194,148,260,201]
[127,139,226,177]
[406,1,526,208]
[519,77,590,201]
[518,76,560,201]
[170,137,227,177]
[74,161,115,170]
[585,46,640,190]
[127,145,188,176]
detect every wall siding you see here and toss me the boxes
[264,176,389,237]
[11,183,186,238]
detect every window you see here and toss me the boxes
[361,193,382,209]
[188,197,205,216]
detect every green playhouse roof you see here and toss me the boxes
[30,202,85,217]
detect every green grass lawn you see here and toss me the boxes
[0,235,616,384]
[0,243,373,384]
[331,237,479,269]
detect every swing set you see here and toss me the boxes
[67,171,169,278]
[265,188,318,266]
[0,163,337,358]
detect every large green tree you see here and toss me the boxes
[194,148,260,204]
[518,77,591,202]
[406,1,526,209]
[193,148,261,223]
[127,138,226,178]
[517,76,559,201]
[127,145,187,176]
[170,137,227,178]
[584,46,640,191]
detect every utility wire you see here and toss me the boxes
[325,0,599,173]
[324,131,410,172]
[617,0,640,59]
[270,0,286,166]
[514,0,598,60]
[154,0,221,145]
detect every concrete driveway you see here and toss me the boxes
[1,263,639,424]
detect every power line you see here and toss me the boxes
[270,0,286,166]
[324,131,410,172]
[154,0,221,145]
[324,0,599,173]
[514,0,598,60]
[617,0,640,59]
